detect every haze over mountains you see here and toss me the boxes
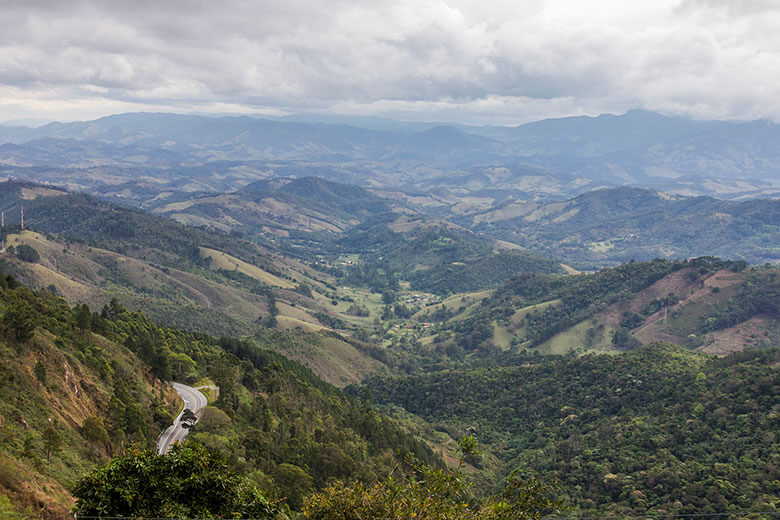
[2,110,780,202]
[3,109,780,272]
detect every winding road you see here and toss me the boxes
[157,382,208,455]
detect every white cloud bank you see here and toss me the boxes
[1,0,779,124]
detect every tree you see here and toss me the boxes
[74,303,92,329]
[100,297,126,321]
[295,284,313,298]
[382,291,397,305]
[170,351,196,380]
[15,244,40,263]
[180,408,199,429]
[81,416,110,450]
[22,433,38,459]
[274,463,314,511]
[2,295,38,342]
[304,436,563,520]
[72,443,279,519]
[33,360,47,385]
[196,406,231,433]
[42,425,62,462]
[211,358,236,400]
[612,327,641,350]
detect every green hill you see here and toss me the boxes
[361,343,780,516]
[0,181,403,385]
[0,272,178,513]
[463,187,780,269]
[418,257,780,361]
[149,177,565,295]
[0,268,437,515]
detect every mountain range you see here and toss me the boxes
[1,110,780,202]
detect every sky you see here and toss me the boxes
[1,0,780,125]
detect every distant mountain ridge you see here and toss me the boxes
[2,110,780,200]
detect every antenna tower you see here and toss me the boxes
[663,308,668,326]
[20,206,24,230]
[1,211,4,228]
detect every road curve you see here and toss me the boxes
[157,383,208,455]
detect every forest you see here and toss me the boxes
[360,344,780,516]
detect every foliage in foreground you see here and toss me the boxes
[304,436,564,520]
[72,443,281,519]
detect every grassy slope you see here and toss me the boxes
[200,247,296,288]
[1,234,391,387]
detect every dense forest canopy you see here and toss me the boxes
[360,344,780,516]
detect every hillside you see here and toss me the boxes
[0,182,559,383]
[153,176,394,244]
[153,176,567,295]
[337,217,564,295]
[0,177,566,304]
[0,230,394,386]
[0,268,439,515]
[4,180,779,370]
[4,238,780,518]
[150,173,780,274]
[0,182,398,385]
[151,175,780,275]
[361,343,780,516]
[453,187,780,268]
[409,258,780,362]
[0,272,179,512]
[3,183,780,517]
[147,173,780,272]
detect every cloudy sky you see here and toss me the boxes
[2,0,779,125]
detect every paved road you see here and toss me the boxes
[157,383,208,455]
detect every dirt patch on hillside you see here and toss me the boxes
[597,268,700,328]
[20,186,66,199]
[685,269,744,302]
[698,317,774,356]
[596,268,750,348]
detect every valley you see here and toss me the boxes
[1,111,779,519]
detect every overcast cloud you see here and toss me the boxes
[1,0,779,124]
